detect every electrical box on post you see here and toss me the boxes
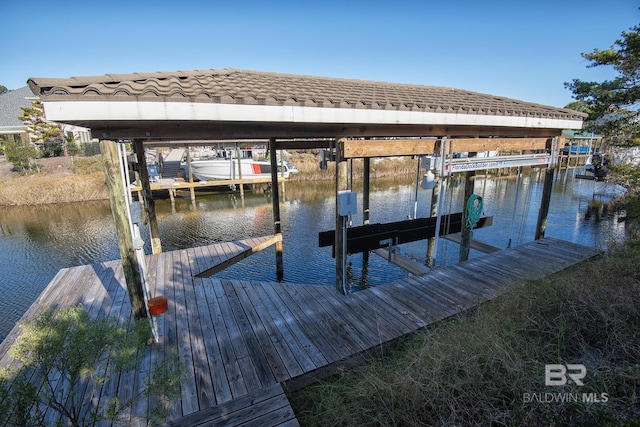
[337,190,357,216]
[421,155,439,170]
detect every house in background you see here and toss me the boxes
[0,86,33,146]
[0,86,94,149]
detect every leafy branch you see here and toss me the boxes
[0,306,183,426]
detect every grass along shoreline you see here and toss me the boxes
[0,153,418,206]
[287,240,640,426]
[0,156,108,206]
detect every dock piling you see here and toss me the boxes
[535,137,559,240]
[335,137,349,294]
[99,140,148,320]
[133,139,162,254]
[269,138,284,281]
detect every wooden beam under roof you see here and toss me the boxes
[449,137,551,153]
[340,137,551,159]
[90,121,562,142]
[143,138,336,149]
[343,138,438,158]
[143,135,552,157]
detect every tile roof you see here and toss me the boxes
[0,86,34,128]
[28,68,586,122]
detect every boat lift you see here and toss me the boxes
[321,148,555,291]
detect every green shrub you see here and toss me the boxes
[2,134,39,173]
[0,306,183,426]
[70,155,103,174]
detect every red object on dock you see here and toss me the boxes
[147,296,168,316]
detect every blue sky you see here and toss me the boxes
[0,0,637,108]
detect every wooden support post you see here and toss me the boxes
[425,175,440,267]
[335,137,348,294]
[236,144,245,198]
[363,157,370,226]
[133,139,162,254]
[99,140,148,319]
[280,154,286,200]
[535,137,559,240]
[535,167,554,240]
[428,136,452,268]
[269,138,284,280]
[362,156,370,288]
[186,146,195,203]
[426,137,445,267]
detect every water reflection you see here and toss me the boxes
[0,169,627,342]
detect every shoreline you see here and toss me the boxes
[0,154,418,207]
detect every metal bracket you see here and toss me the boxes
[379,237,398,261]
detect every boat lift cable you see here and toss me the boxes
[517,171,534,245]
[431,137,449,268]
[412,156,421,219]
[439,175,454,267]
[507,166,523,248]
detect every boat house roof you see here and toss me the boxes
[27,68,585,142]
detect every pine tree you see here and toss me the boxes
[565,22,640,146]
[18,99,65,157]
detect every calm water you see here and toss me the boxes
[0,169,627,342]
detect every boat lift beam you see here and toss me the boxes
[443,153,550,174]
[319,212,493,256]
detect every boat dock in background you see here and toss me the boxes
[0,236,599,426]
[130,147,288,203]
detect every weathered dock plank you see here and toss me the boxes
[183,249,217,411]
[281,283,362,359]
[210,278,263,394]
[303,284,379,350]
[0,236,600,426]
[163,383,298,427]
[348,286,417,334]
[239,281,312,375]
[193,276,233,404]
[229,279,295,383]
[173,249,200,416]
[367,284,433,328]
[221,279,278,388]
[262,281,342,365]
[200,278,248,400]
[249,281,321,372]
[161,249,183,419]
[375,279,450,323]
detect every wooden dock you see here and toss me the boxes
[0,236,599,426]
[130,176,275,192]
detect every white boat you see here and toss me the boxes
[187,157,298,181]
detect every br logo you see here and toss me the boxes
[545,364,586,386]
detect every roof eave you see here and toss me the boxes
[41,100,583,134]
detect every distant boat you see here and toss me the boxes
[188,157,298,181]
[561,143,591,155]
